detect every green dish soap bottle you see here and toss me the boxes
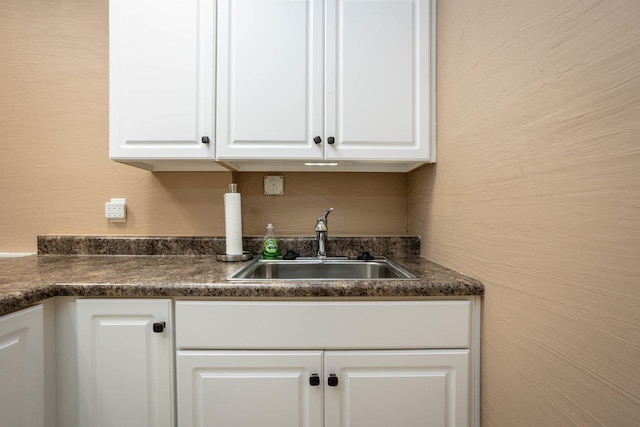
[262,223,279,259]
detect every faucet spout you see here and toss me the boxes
[314,208,334,258]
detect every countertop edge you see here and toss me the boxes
[2,279,484,316]
[0,255,484,316]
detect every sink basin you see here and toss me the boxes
[228,258,417,281]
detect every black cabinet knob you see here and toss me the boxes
[202,136,210,144]
[152,322,166,333]
[313,136,322,144]
[328,137,335,145]
[309,374,320,386]
[328,374,339,387]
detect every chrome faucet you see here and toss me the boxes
[314,208,334,258]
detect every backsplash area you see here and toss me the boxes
[38,236,420,258]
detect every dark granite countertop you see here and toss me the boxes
[0,255,483,315]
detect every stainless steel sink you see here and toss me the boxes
[228,258,417,281]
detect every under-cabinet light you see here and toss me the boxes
[304,162,339,166]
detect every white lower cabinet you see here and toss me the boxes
[177,351,323,427]
[177,349,468,427]
[175,300,479,427]
[76,299,174,427]
[0,305,44,427]
[324,350,469,427]
[67,298,478,426]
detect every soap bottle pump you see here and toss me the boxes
[262,223,279,259]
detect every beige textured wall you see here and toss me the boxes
[409,0,640,425]
[4,0,639,423]
[239,172,407,237]
[0,0,407,253]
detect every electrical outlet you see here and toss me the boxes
[105,198,126,222]
[264,175,284,195]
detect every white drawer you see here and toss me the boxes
[175,301,471,349]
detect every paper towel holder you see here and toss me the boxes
[219,182,251,261]
[216,251,254,262]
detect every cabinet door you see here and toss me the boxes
[109,0,215,160]
[76,299,173,427]
[0,305,44,427]
[177,350,323,427]
[324,350,469,427]
[325,0,435,161]
[216,0,324,160]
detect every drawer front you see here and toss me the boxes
[176,301,470,349]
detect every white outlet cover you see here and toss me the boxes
[264,175,284,195]
[105,198,127,222]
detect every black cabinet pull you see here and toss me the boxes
[309,374,320,386]
[152,322,166,333]
[328,374,339,387]
[328,137,335,145]
[313,136,322,144]
[202,136,210,144]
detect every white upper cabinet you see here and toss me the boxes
[215,0,324,161]
[325,0,434,162]
[109,0,435,172]
[109,0,227,171]
[217,0,436,172]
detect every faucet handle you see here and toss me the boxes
[319,208,334,222]
[315,208,333,232]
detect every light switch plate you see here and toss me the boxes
[264,175,284,195]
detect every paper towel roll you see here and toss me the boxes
[224,191,243,255]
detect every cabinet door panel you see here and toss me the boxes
[0,305,44,427]
[76,299,173,427]
[325,350,469,427]
[177,351,323,427]
[326,0,434,161]
[110,0,215,159]
[216,0,323,159]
